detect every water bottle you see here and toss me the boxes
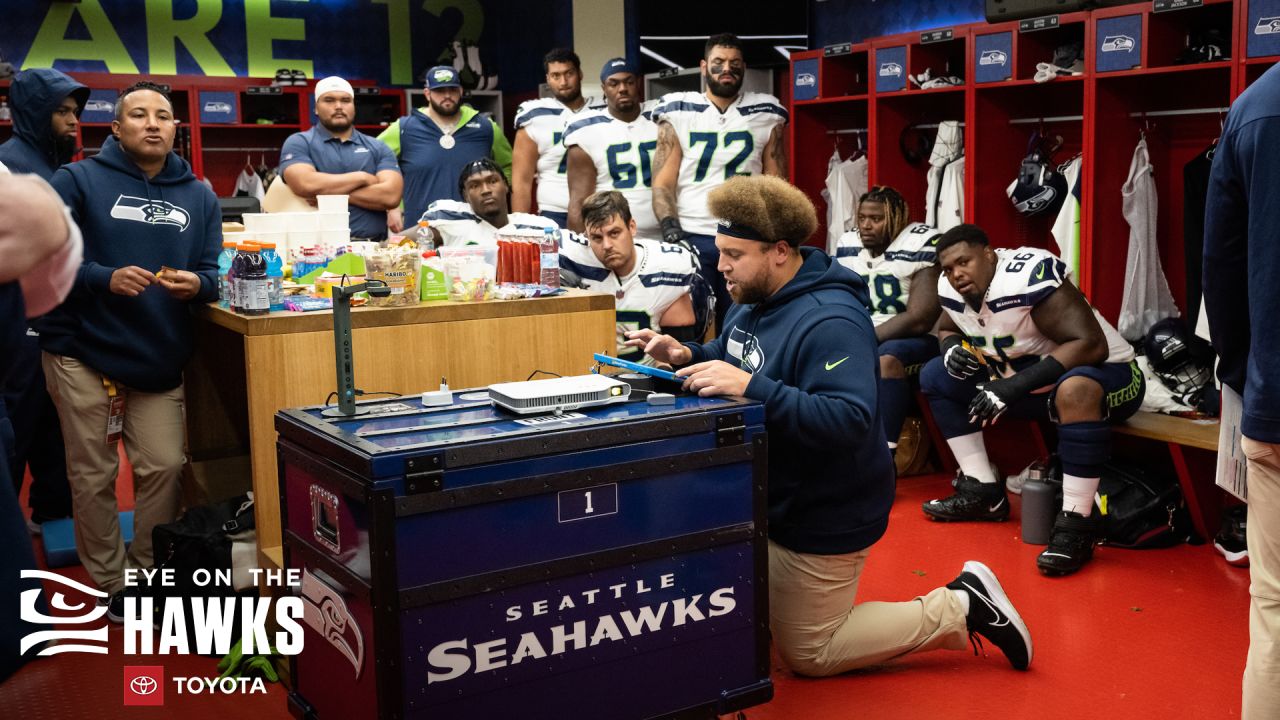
[259,242,284,311]
[540,226,560,288]
[238,245,270,316]
[0,100,11,122]
[217,240,237,308]
[1021,460,1057,545]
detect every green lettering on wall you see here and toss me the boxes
[146,0,235,76]
[245,0,313,79]
[372,0,414,86]
[22,0,140,73]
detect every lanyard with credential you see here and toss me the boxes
[104,377,125,445]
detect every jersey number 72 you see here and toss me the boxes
[688,131,753,182]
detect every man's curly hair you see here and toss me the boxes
[707,175,818,248]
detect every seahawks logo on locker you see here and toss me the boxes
[795,72,816,87]
[110,195,191,231]
[979,50,1007,66]
[1257,17,1280,35]
[1101,35,1135,53]
[878,62,903,77]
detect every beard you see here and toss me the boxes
[554,86,582,105]
[728,275,770,306]
[428,97,460,117]
[53,133,78,162]
[704,69,743,98]
[321,114,353,132]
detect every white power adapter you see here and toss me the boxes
[422,377,452,407]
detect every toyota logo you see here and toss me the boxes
[130,676,158,695]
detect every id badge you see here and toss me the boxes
[104,379,125,445]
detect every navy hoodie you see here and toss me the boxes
[685,247,895,555]
[0,69,88,179]
[37,136,221,392]
[1205,61,1280,444]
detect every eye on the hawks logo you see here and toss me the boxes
[124,666,165,706]
[19,570,110,656]
[110,195,191,231]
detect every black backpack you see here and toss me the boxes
[147,494,258,651]
[1095,460,1199,549]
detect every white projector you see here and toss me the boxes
[488,374,631,415]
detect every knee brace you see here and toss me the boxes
[1056,420,1111,478]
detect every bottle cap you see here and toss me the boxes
[258,241,276,249]
[223,240,238,248]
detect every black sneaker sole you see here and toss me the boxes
[1036,551,1092,576]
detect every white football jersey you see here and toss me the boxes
[651,91,788,235]
[938,246,1134,377]
[513,96,605,214]
[563,109,660,239]
[836,222,941,326]
[559,233,697,363]
[421,199,558,247]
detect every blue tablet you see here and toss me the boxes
[593,353,682,383]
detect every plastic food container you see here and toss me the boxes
[439,245,497,302]
[364,245,421,307]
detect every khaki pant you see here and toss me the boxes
[42,353,185,595]
[768,540,970,677]
[1243,437,1280,719]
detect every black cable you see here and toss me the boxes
[526,369,563,381]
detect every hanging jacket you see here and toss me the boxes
[0,69,88,179]
[37,136,221,392]
[683,247,894,555]
[1118,137,1178,341]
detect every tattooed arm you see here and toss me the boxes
[652,121,683,236]
[762,123,788,178]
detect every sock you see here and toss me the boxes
[948,432,998,484]
[1063,474,1100,516]
[951,588,971,615]
[878,377,911,445]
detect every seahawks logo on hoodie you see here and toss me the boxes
[726,326,765,373]
[110,195,190,231]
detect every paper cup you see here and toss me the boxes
[317,195,348,213]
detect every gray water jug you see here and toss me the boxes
[1021,477,1057,545]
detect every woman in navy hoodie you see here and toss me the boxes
[36,82,221,621]
[627,175,1033,678]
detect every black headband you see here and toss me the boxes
[716,218,770,242]
[458,158,506,195]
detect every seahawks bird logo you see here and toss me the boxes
[110,195,191,231]
[300,569,365,678]
[727,327,765,373]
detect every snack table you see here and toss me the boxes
[185,289,616,569]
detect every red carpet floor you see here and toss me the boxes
[3,466,1250,719]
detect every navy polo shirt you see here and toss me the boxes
[279,126,400,238]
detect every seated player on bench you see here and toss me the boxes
[835,186,942,455]
[919,224,1145,576]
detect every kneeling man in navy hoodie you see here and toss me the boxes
[37,81,221,621]
[627,175,1034,676]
